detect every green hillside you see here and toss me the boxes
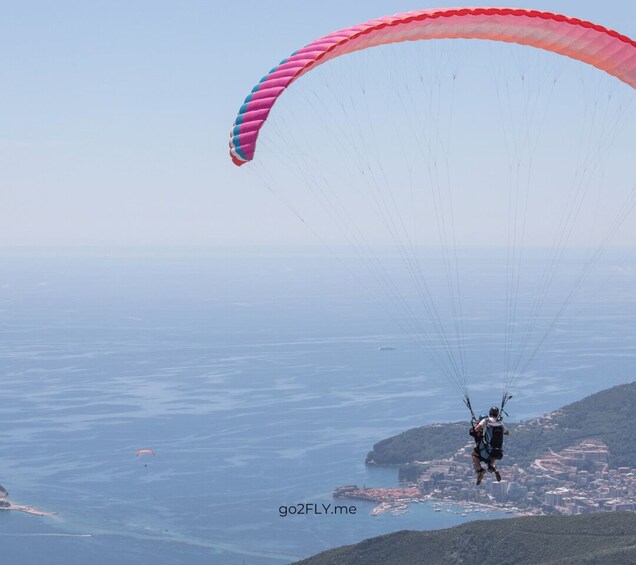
[294,512,636,565]
[367,382,636,468]
[366,422,467,465]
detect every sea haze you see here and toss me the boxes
[0,247,634,564]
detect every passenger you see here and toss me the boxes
[470,406,509,485]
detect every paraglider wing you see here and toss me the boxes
[135,449,156,457]
[229,7,636,166]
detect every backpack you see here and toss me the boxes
[483,419,504,460]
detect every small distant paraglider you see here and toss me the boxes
[135,449,156,468]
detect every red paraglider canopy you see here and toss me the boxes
[229,7,636,166]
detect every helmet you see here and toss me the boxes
[489,406,500,418]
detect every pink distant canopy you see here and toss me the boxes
[229,7,636,166]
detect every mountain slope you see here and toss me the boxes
[367,381,636,468]
[294,512,636,565]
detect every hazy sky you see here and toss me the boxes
[1,1,635,247]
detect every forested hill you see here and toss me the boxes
[293,512,636,565]
[366,381,636,468]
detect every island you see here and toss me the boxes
[334,382,636,517]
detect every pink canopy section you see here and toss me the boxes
[229,7,636,166]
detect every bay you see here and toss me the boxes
[0,247,634,563]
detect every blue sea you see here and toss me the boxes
[0,247,634,564]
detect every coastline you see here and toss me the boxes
[2,504,57,517]
[0,485,55,517]
[367,491,528,518]
[426,496,528,517]
[335,482,528,517]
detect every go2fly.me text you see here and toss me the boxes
[278,503,357,517]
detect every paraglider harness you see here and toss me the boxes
[465,393,511,462]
